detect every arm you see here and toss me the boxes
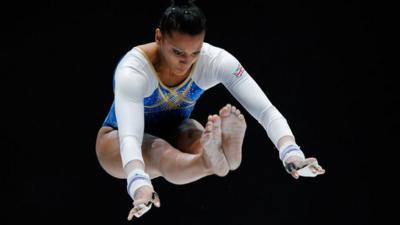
[114,66,160,218]
[114,66,147,173]
[224,72,305,161]
[214,50,298,152]
[215,50,325,177]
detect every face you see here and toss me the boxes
[156,29,205,76]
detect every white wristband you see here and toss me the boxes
[126,169,152,198]
[279,144,305,163]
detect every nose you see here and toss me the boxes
[179,60,189,65]
[179,55,194,65]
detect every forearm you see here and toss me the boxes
[114,67,148,169]
[277,135,296,151]
[124,160,145,176]
[214,49,304,161]
[225,76,294,148]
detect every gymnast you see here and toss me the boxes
[95,0,325,220]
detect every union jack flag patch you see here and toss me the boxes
[233,63,244,77]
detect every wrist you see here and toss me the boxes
[126,169,152,198]
[279,144,305,163]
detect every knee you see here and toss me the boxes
[178,119,204,133]
[95,127,118,158]
[151,138,171,151]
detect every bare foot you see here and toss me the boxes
[200,114,229,177]
[219,104,247,170]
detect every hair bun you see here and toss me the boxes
[171,0,195,7]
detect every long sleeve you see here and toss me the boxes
[114,66,149,167]
[215,50,294,148]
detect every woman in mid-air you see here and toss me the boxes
[96,0,325,220]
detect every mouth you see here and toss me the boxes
[176,66,189,73]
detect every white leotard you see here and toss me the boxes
[105,42,294,166]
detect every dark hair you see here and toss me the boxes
[158,0,206,36]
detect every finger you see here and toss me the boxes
[135,208,145,218]
[127,213,134,221]
[130,199,148,218]
[302,157,317,167]
[316,166,326,174]
[152,192,161,207]
[311,164,325,174]
[306,158,325,174]
[128,212,134,221]
[136,203,151,217]
[309,166,318,174]
[127,207,139,220]
[294,158,317,171]
[291,170,299,179]
[130,207,144,219]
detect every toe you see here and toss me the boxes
[212,115,221,127]
[238,114,246,122]
[231,106,237,112]
[205,121,213,132]
[219,105,231,117]
[235,109,241,116]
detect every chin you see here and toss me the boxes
[175,68,189,76]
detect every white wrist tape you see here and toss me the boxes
[126,169,152,198]
[279,144,305,163]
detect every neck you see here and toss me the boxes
[155,50,190,87]
[161,69,191,87]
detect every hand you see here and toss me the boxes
[127,185,161,220]
[284,156,325,179]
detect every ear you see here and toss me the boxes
[155,28,162,44]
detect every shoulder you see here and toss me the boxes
[114,44,153,78]
[200,42,225,59]
[134,42,158,63]
[114,44,158,95]
[199,42,238,66]
[115,43,155,70]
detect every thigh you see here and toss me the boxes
[96,126,124,178]
[95,126,176,179]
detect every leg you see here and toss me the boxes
[96,126,208,182]
[219,104,247,170]
[95,116,229,185]
[174,117,230,176]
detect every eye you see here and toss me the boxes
[192,51,200,56]
[173,49,184,56]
